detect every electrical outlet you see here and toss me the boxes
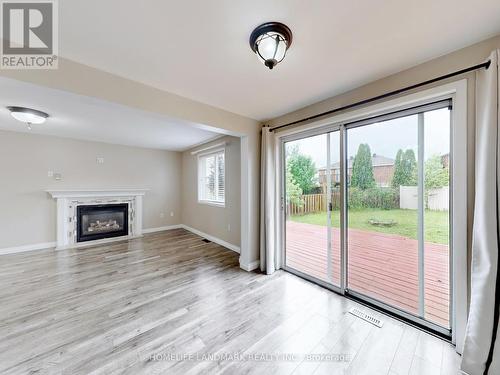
[170,212,174,217]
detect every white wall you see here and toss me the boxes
[181,136,241,248]
[0,130,182,249]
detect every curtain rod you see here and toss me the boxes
[270,59,491,132]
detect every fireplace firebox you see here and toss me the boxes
[76,203,129,242]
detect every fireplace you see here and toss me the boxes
[77,203,129,242]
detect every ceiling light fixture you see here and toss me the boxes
[7,106,49,130]
[249,22,292,70]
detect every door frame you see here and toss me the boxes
[280,125,343,295]
[276,79,468,350]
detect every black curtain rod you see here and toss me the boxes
[270,59,491,132]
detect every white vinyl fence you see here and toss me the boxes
[399,186,449,211]
[427,186,449,211]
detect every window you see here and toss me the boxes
[198,149,225,206]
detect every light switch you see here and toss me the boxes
[96,157,104,164]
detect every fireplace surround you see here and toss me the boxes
[47,189,148,250]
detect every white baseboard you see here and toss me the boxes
[142,224,183,234]
[239,259,260,272]
[0,241,56,255]
[0,224,240,256]
[180,225,240,254]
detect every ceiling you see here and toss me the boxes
[0,77,222,151]
[58,0,500,121]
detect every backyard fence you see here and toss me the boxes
[399,186,449,211]
[287,190,341,215]
[288,186,449,215]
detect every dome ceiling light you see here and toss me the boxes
[7,106,49,130]
[249,22,292,70]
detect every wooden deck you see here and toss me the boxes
[285,221,450,327]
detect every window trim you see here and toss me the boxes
[197,148,226,207]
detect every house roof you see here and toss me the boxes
[320,154,395,171]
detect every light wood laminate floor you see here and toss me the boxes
[0,229,460,374]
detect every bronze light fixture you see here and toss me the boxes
[249,22,292,69]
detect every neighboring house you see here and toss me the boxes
[441,153,450,168]
[318,153,395,191]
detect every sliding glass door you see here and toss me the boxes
[282,100,452,334]
[284,130,341,288]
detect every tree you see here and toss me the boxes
[287,148,317,194]
[425,155,449,189]
[402,149,417,185]
[350,144,375,190]
[403,150,417,178]
[391,149,404,187]
[286,164,303,207]
[392,149,417,187]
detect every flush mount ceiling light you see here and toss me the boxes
[249,22,292,70]
[7,106,49,130]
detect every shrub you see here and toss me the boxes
[348,187,399,210]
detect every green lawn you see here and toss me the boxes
[290,209,449,244]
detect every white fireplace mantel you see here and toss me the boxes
[47,189,149,199]
[47,189,149,250]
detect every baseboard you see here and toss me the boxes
[0,224,240,256]
[142,224,183,234]
[239,259,260,272]
[180,225,240,254]
[0,241,56,255]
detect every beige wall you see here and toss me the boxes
[0,57,261,270]
[0,130,182,249]
[181,136,241,248]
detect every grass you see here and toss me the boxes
[290,208,449,244]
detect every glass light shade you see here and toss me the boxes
[8,107,48,124]
[11,111,46,124]
[250,22,292,70]
[255,32,288,69]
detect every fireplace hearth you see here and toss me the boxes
[77,203,129,242]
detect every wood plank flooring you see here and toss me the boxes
[0,229,460,374]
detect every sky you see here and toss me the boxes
[286,107,450,168]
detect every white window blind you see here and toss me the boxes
[198,149,225,205]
